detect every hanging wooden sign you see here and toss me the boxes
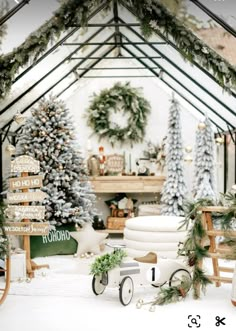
[7,191,48,204]
[4,222,49,236]
[5,205,45,220]
[11,155,40,173]
[9,175,43,191]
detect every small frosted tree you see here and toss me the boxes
[161,96,187,216]
[16,96,96,226]
[192,116,217,202]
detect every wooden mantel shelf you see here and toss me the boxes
[89,176,165,193]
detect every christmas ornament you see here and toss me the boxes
[73,253,78,258]
[14,112,26,124]
[198,122,206,130]
[215,136,224,144]
[184,155,193,163]
[5,144,16,155]
[185,146,192,153]
[149,305,156,312]
[231,184,236,192]
[136,299,144,309]
[26,277,31,283]
[17,277,24,283]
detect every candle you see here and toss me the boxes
[129,153,131,173]
[123,151,126,172]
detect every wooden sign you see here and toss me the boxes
[11,155,40,173]
[5,206,45,220]
[4,222,49,236]
[7,191,48,204]
[106,154,124,174]
[9,175,43,191]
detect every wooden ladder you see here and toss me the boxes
[200,206,236,287]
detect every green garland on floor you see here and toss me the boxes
[86,82,151,146]
[0,202,9,260]
[0,0,235,99]
[152,276,192,306]
[90,249,127,276]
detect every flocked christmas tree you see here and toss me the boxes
[192,116,217,202]
[0,202,8,260]
[16,96,96,226]
[161,95,187,216]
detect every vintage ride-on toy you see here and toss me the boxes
[92,243,191,306]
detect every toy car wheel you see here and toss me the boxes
[151,281,166,288]
[92,272,108,295]
[119,276,134,306]
[169,268,192,293]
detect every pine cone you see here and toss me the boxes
[179,287,186,298]
[188,254,197,267]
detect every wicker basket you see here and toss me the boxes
[106,217,128,230]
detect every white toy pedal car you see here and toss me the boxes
[92,244,191,306]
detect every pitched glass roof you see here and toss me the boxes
[0,0,235,136]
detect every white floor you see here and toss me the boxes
[0,246,236,331]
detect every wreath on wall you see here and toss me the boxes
[86,82,151,146]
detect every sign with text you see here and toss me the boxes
[4,222,49,236]
[7,191,48,204]
[9,175,43,191]
[5,205,45,220]
[11,155,40,173]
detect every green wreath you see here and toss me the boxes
[86,82,151,146]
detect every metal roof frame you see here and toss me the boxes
[1,0,236,193]
[0,1,235,135]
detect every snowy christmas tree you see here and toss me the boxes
[16,96,96,226]
[161,96,187,216]
[192,116,217,202]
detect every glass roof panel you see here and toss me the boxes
[0,0,60,54]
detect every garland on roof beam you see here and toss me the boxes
[0,0,235,100]
[120,0,236,90]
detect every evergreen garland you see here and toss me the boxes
[0,201,9,259]
[122,0,236,90]
[86,82,151,146]
[0,1,8,50]
[90,249,127,275]
[152,276,192,306]
[178,198,214,299]
[0,0,235,99]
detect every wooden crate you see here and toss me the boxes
[106,217,128,230]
